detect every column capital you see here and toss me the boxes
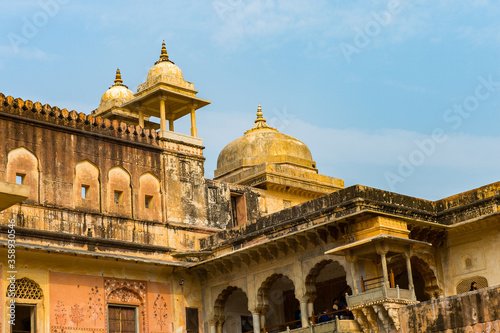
[375,243,389,256]
[346,252,357,263]
[158,96,168,102]
[402,250,413,259]
[299,296,310,303]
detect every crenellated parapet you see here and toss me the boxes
[0,93,160,147]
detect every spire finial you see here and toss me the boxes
[245,104,277,134]
[256,104,263,119]
[110,68,127,88]
[114,68,123,84]
[155,40,174,65]
[161,40,168,57]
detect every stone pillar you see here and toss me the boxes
[216,318,224,333]
[260,312,266,330]
[190,103,197,137]
[404,253,415,298]
[300,298,309,328]
[169,118,174,131]
[307,301,314,321]
[138,107,144,128]
[346,253,359,294]
[159,97,167,131]
[380,252,389,289]
[209,319,217,333]
[252,312,261,333]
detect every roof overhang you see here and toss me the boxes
[123,86,211,121]
[325,234,432,259]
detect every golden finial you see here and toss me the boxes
[156,40,174,64]
[256,104,263,120]
[114,68,123,84]
[245,104,277,134]
[110,68,127,88]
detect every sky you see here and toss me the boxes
[1,0,500,200]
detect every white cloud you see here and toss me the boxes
[199,112,500,199]
[209,0,500,55]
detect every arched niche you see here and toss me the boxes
[6,147,39,203]
[107,166,132,218]
[138,172,161,221]
[74,159,100,213]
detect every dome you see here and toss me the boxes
[145,41,183,83]
[147,59,183,79]
[100,69,134,104]
[216,105,316,174]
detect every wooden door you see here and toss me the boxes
[109,306,136,333]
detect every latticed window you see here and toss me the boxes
[6,277,43,299]
[456,276,488,294]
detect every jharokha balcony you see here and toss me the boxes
[325,216,431,332]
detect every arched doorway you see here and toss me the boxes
[388,255,442,301]
[214,287,252,333]
[306,260,350,316]
[258,274,300,332]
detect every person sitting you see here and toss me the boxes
[319,308,330,323]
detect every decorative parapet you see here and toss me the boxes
[0,93,160,147]
[347,287,416,309]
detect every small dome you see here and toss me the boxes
[146,41,183,83]
[216,105,315,174]
[100,69,134,103]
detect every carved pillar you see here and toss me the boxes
[252,311,261,333]
[190,103,197,137]
[169,117,174,131]
[138,107,144,128]
[299,297,309,328]
[159,96,167,131]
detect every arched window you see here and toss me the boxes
[6,277,44,332]
[75,160,100,213]
[107,166,132,218]
[6,147,39,203]
[456,276,488,294]
[138,172,161,221]
[6,277,43,299]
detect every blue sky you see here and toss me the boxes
[1,0,500,200]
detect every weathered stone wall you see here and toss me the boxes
[0,94,163,216]
[440,217,500,297]
[398,285,500,332]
